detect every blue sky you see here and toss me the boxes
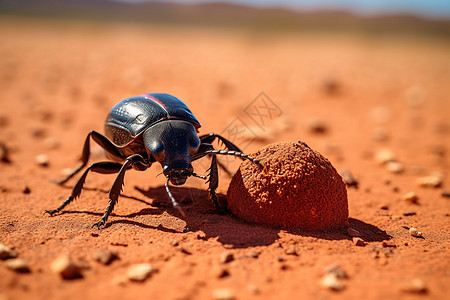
[120,0,450,19]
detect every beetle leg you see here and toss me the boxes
[197,135,242,177]
[206,154,226,214]
[92,154,146,229]
[199,133,242,152]
[53,130,125,185]
[191,143,214,161]
[45,161,123,216]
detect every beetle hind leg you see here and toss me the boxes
[45,161,123,216]
[53,130,125,185]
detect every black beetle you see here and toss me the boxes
[46,93,261,228]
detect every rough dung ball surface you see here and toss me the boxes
[227,141,349,231]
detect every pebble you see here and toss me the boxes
[248,250,260,258]
[386,161,404,174]
[248,284,260,294]
[5,258,30,273]
[319,273,344,291]
[35,154,49,167]
[372,127,389,142]
[180,247,192,255]
[442,190,450,198]
[213,266,230,278]
[401,278,428,294]
[170,240,179,246]
[382,242,397,248]
[402,192,419,204]
[352,237,366,246]
[322,77,340,95]
[127,263,157,282]
[375,150,396,165]
[0,243,18,259]
[284,245,298,256]
[0,142,11,163]
[409,227,423,238]
[324,264,348,279]
[416,173,443,188]
[403,211,416,216]
[22,186,31,194]
[347,227,360,237]
[212,288,235,300]
[43,137,60,150]
[93,249,119,265]
[220,252,234,264]
[338,169,359,188]
[307,117,328,134]
[50,254,82,279]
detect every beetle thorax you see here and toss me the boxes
[142,120,200,185]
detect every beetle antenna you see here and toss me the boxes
[165,178,186,217]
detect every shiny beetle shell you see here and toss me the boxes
[105,93,201,147]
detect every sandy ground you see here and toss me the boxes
[0,17,449,300]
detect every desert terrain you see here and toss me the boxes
[0,13,449,300]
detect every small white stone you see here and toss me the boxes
[212,288,235,300]
[320,273,344,291]
[220,252,234,264]
[51,254,82,279]
[35,154,49,167]
[375,150,396,165]
[402,192,419,204]
[416,173,443,188]
[0,243,18,259]
[353,237,366,246]
[127,263,157,282]
[409,227,423,238]
[6,258,30,273]
[401,278,428,294]
[386,161,404,174]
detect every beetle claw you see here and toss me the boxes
[91,220,105,230]
[44,209,57,216]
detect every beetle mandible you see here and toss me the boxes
[45,93,262,228]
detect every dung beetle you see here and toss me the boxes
[45,93,261,228]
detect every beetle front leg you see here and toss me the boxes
[199,133,241,152]
[92,154,146,229]
[207,154,225,214]
[53,130,125,185]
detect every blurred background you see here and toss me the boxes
[0,0,449,179]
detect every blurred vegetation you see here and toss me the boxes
[1,0,449,40]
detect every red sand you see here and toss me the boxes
[1,18,450,300]
[227,141,349,230]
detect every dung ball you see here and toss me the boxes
[227,141,348,231]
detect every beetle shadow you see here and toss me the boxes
[133,185,392,248]
[54,183,391,248]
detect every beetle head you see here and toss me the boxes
[143,120,200,186]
